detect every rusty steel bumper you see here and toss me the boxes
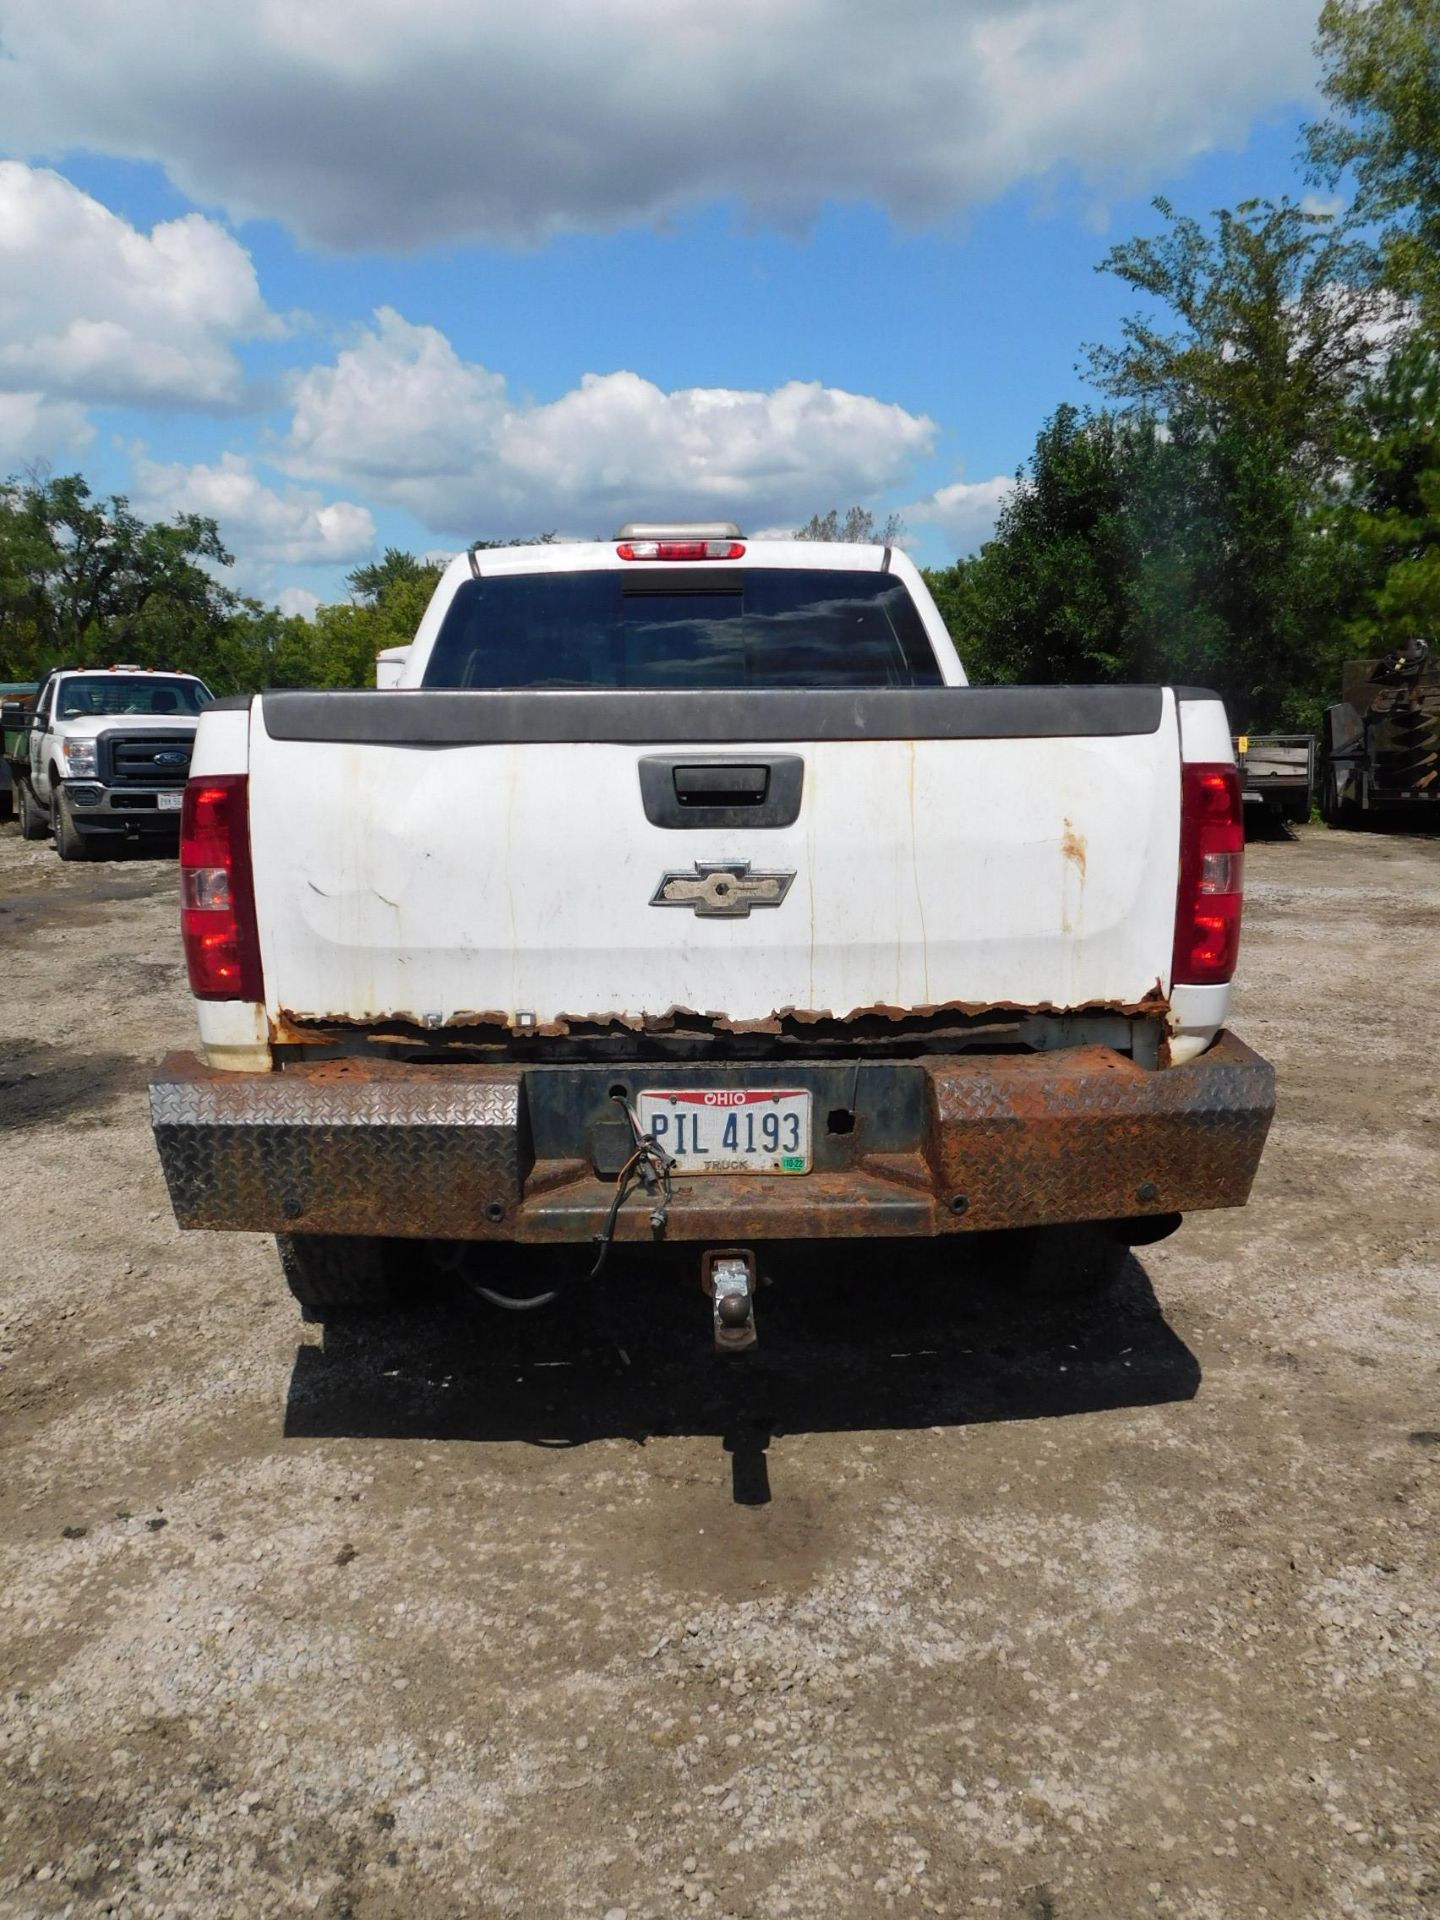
[150,1033,1273,1244]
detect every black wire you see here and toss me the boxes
[588,1164,643,1280]
[468,1096,675,1309]
[469,1282,563,1312]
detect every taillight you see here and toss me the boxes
[616,540,746,560]
[1172,761,1244,987]
[180,774,264,1001]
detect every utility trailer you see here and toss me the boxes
[1233,733,1315,826]
[1322,642,1439,827]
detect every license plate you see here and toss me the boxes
[157,791,183,811]
[637,1088,811,1175]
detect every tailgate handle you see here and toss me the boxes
[638,754,804,829]
[674,763,769,805]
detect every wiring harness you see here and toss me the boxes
[465,1093,675,1312]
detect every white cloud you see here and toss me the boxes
[0,391,94,470]
[131,453,375,566]
[900,475,1013,554]
[276,586,321,621]
[0,162,277,409]
[0,2,1320,250]
[284,309,937,539]
[285,311,507,490]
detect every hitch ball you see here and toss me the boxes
[702,1248,758,1354]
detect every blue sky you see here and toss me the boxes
[0,0,1330,613]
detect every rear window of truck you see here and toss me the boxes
[422,568,943,689]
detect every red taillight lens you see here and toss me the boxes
[616,540,746,560]
[180,774,264,1001]
[1172,762,1244,986]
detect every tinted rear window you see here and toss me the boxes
[422,568,942,689]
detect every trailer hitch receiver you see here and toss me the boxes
[702,1248,758,1353]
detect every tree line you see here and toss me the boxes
[0,490,556,694]
[925,0,1440,731]
[1,0,1435,732]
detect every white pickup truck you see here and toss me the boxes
[8,665,213,859]
[150,525,1273,1345]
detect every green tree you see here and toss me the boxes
[285,601,388,688]
[931,407,1146,685]
[345,547,442,606]
[1308,0,1440,330]
[0,473,240,681]
[241,548,450,690]
[1146,416,1357,731]
[1088,197,1389,478]
[217,601,315,693]
[921,557,991,677]
[315,549,447,686]
[470,532,558,551]
[251,540,560,692]
[794,506,904,543]
[1083,196,1389,727]
[1335,333,1440,647]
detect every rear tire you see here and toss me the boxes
[277,1233,401,1316]
[52,788,90,862]
[17,777,48,840]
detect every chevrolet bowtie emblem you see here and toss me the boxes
[651,859,796,917]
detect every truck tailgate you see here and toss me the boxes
[246,688,1181,1030]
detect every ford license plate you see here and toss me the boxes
[637,1089,811,1175]
[157,791,183,811]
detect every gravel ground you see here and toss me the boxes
[0,816,1436,1920]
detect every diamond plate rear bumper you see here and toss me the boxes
[150,1033,1273,1243]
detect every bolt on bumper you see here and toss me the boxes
[150,1032,1273,1245]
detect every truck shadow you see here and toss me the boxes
[283,1243,1200,1499]
[1319,814,1440,838]
[1243,811,1302,843]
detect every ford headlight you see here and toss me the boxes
[62,738,98,778]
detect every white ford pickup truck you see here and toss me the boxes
[10,665,212,859]
[150,525,1273,1345]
